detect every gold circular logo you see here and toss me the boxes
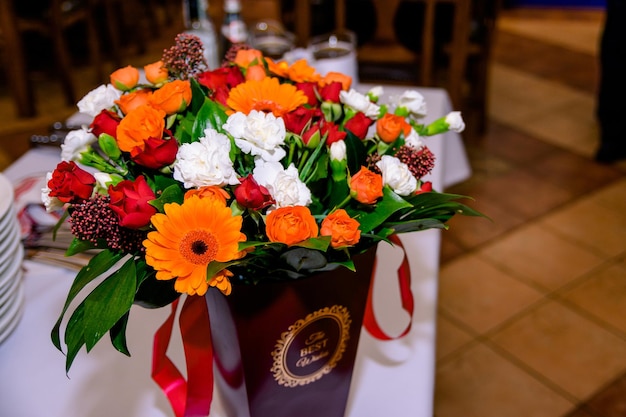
[271,305,351,387]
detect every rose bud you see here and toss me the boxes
[115,89,153,115]
[110,65,140,91]
[343,112,374,140]
[302,124,321,149]
[47,161,96,203]
[234,174,274,210]
[295,82,319,106]
[90,109,121,139]
[98,133,122,160]
[349,166,383,204]
[144,60,169,85]
[131,136,178,169]
[150,80,192,115]
[108,175,157,229]
[321,122,346,145]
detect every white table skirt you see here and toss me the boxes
[0,86,471,417]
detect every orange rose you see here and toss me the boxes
[184,186,231,205]
[265,206,319,246]
[376,113,411,143]
[234,48,264,68]
[144,60,169,85]
[319,72,352,91]
[287,59,321,83]
[321,209,361,248]
[149,80,192,115]
[349,167,383,204]
[110,65,140,91]
[115,89,153,115]
[266,58,290,78]
[116,104,166,154]
[245,64,267,81]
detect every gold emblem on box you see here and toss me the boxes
[271,305,351,387]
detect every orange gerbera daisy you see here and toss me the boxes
[226,77,308,117]
[143,195,246,296]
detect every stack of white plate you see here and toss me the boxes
[0,173,24,345]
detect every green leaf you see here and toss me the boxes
[192,98,229,139]
[83,257,137,351]
[51,250,123,351]
[386,218,448,233]
[65,237,98,256]
[150,183,185,212]
[64,304,86,373]
[344,131,367,174]
[109,312,131,356]
[189,77,207,113]
[294,236,331,251]
[356,187,413,233]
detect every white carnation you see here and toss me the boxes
[397,90,427,118]
[223,110,287,162]
[60,128,97,162]
[253,160,311,208]
[41,172,63,212]
[339,89,380,118]
[376,155,417,196]
[445,111,465,133]
[173,128,239,188]
[404,128,424,150]
[77,84,122,117]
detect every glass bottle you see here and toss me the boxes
[220,0,248,59]
[183,0,220,70]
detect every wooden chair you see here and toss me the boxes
[0,0,104,118]
[291,0,499,134]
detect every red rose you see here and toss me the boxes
[414,181,433,195]
[283,107,318,135]
[344,112,374,139]
[108,176,157,229]
[319,81,342,103]
[234,175,274,210]
[47,161,95,203]
[302,123,322,148]
[131,136,178,169]
[321,122,346,145]
[296,82,319,106]
[197,66,245,91]
[90,109,121,138]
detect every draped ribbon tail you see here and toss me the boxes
[180,295,214,417]
[364,234,415,340]
[151,295,215,417]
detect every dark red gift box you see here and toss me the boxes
[205,246,378,417]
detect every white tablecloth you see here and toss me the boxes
[0,86,470,417]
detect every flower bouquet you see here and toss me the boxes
[44,34,483,416]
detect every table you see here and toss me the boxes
[0,86,471,417]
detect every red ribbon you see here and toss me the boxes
[363,234,415,340]
[151,235,413,415]
[151,295,214,417]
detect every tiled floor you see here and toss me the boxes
[1,5,626,417]
[436,7,626,417]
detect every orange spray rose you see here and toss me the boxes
[349,167,383,204]
[115,89,153,115]
[184,186,231,205]
[110,65,140,91]
[265,206,319,246]
[116,104,166,154]
[150,80,192,115]
[319,72,352,91]
[321,209,361,248]
[144,60,169,85]
[376,113,411,143]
